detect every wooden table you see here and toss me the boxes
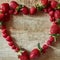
[0,0,60,60]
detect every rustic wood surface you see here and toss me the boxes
[0,0,60,60]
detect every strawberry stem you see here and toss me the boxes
[38,43,42,52]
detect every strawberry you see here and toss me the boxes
[9,9,14,14]
[2,29,7,34]
[50,23,60,34]
[42,44,49,53]
[8,41,20,52]
[43,8,48,13]
[54,10,60,19]
[19,55,29,60]
[47,36,54,45]
[0,13,4,20]
[30,7,37,15]
[13,10,18,15]
[8,41,14,46]
[4,13,10,22]
[9,1,19,9]
[18,50,29,60]
[49,10,54,17]
[11,45,16,49]
[50,16,55,22]
[51,1,58,9]
[21,6,29,15]
[2,33,8,38]
[6,36,12,42]
[30,49,40,59]
[15,47,20,52]
[0,3,9,13]
[41,0,48,6]
[48,7,52,13]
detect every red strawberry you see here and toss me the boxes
[54,10,60,19]
[8,41,14,46]
[4,13,10,22]
[51,1,58,9]
[0,13,4,20]
[49,10,54,17]
[2,29,7,34]
[41,0,48,6]
[30,49,40,59]
[48,7,52,13]
[9,42,20,52]
[30,7,37,15]
[9,1,19,9]
[11,45,16,49]
[9,9,14,14]
[6,36,12,42]
[21,6,29,15]
[0,3,9,13]
[2,33,8,38]
[42,44,49,53]
[50,23,60,34]
[15,47,20,52]
[13,10,18,15]
[50,16,55,22]
[19,51,29,60]
[43,8,48,13]
[47,36,54,45]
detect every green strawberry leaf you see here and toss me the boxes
[38,6,44,11]
[50,34,60,37]
[35,4,44,11]
[16,5,24,12]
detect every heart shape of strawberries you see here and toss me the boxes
[0,0,60,60]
